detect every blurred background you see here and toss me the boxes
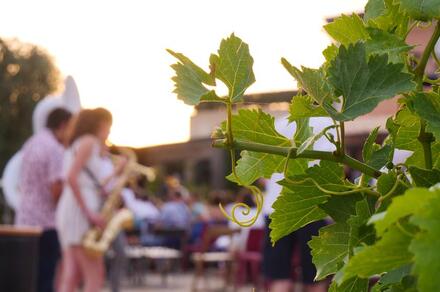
[0,1,438,291]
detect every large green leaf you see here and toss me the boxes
[329,277,369,292]
[400,0,440,21]
[288,95,328,121]
[270,161,349,243]
[281,58,335,106]
[225,109,292,185]
[374,188,437,235]
[408,166,440,187]
[210,33,255,103]
[310,199,373,280]
[168,49,220,105]
[324,14,369,46]
[327,42,415,121]
[409,92,440,141]
[409,196,440,292]
[342,225,413,281]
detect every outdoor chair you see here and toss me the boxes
[234,228,265,290]
[191,225,239,291]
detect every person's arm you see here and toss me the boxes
[67,136,105,228]
[50,180,63,203]
[100,155,128,195]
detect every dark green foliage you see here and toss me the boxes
[0,38,60,172]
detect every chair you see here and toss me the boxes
[234,228,265,289]
[191,225,239,291]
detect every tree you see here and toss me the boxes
[0,38,61,172]
[169,1,440,291]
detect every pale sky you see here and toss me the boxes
[1,0,367,147]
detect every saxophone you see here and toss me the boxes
[82,148,154,257]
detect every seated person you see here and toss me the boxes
[140,190,191,248]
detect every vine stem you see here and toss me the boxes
[414,21,440,169]
[220,102,264,227]
[212,139,382,178]
[340,122,345,156]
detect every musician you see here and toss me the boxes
[56,108,115,292]
[15,107,73,292]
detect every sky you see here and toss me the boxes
[1,0,367,147]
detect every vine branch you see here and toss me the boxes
[414,21,440,169]
[213,138,382,178]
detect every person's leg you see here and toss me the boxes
[262,216,295,292]
[109,232,127,292]
[36,229,60,292]
[297,221,327,292]
[58,247,81,292]
[76,247,105,292]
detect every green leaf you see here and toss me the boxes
[168,49,221,105]
[376,171,408,199]
[225,109,291,185]
[409,196,440,292]
[400,0,440,21]
[409,92,440,141]
[323,44,339,63]
[347,198,376,247]
[408,166,440,187]
[363,127,380,162]
[394,108,421,151]
[270,161,349,243]
[406,142,440,169]
[375,188,437,236]
[365,28,413,64]
[379,265,412,286]
[342,225,413,281]
[369,145,393,170]
[310,223,351,280]
[210,33,255,103]
[320,194,363,222]
[281,58,336,106]
[288,94,328,121]
[327,42,415,121]
[329,277,369,292]
[310,199,373,280]
[296,125,335,155]
[362,126,393,170]
[324,14,370,46]
[366,0,409,38]
[364,0,386,21]
[293,117,312,145]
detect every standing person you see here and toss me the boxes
[262,117,333,292]
[56,108,114,292]
[15,108,73,292]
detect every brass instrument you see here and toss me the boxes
[82,148,154,257]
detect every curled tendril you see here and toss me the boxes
[219,185,263,227]
[219,102,264,228]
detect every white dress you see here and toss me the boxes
[56,137,106,248]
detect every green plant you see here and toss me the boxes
[168,1,440,291]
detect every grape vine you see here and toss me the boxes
[169,1,440,291]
